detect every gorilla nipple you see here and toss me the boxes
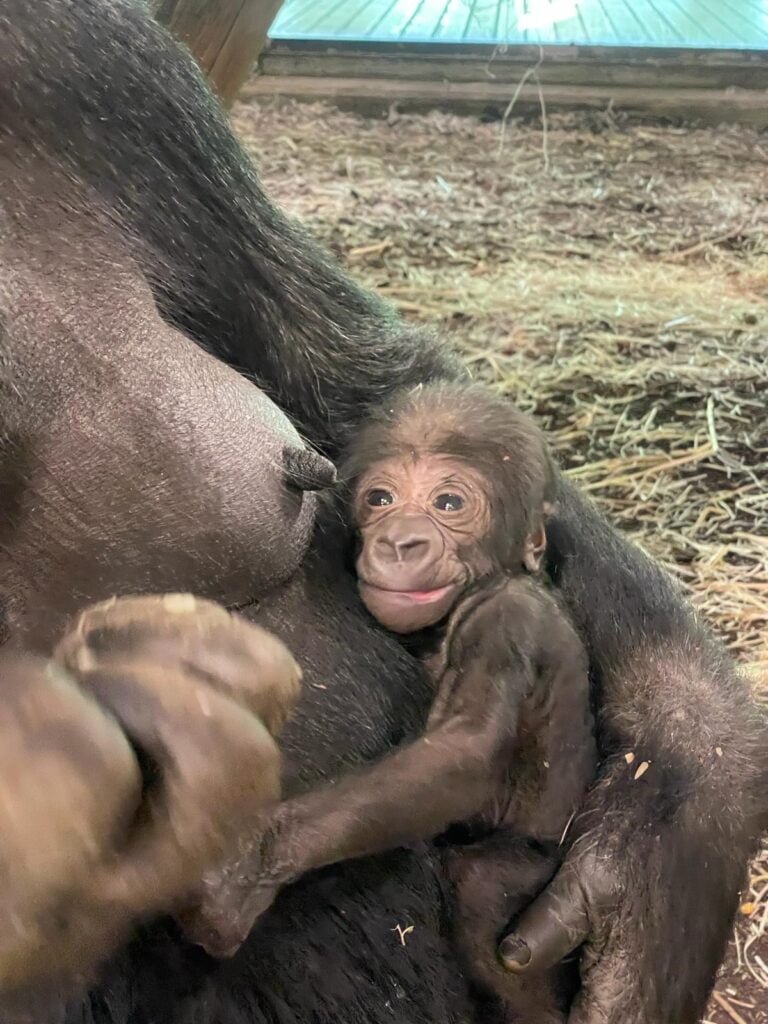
[283,446,337,492]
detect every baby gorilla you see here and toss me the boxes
[184,384,596,1023]
[346,383,596,1019]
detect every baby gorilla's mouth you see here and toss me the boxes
[359,579,458,601]
[357,581,460,634]
[366,585,456,598]
[379,585,454,604]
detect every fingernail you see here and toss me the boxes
[498,935,532,973]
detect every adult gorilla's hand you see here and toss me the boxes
[497,744,758,1024]
[52,595,302,908]
[0,650,143,997]
[498,833,622,1022]
[0,595,301,1005]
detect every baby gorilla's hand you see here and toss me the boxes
[0,594,301,1003]
[176,845,285,958]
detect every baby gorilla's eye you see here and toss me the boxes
[366,489,395,507]
[434,493,465,512]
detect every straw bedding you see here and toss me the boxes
[232,96,767,1023]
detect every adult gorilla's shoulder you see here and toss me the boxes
[1,0,464,456]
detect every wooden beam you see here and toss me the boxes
[155,0,284,107]
[261,41,768,91]
[242,74,768,129]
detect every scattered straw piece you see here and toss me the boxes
[496,45,544,159]
[392,923,415,946]
[713,990,750,1024]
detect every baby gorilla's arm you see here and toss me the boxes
[181,580,546,957]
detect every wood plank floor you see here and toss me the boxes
[270,0,768,50]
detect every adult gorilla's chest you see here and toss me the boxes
[65,534,466,1024]
[246,526,435,793]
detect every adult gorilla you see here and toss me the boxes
[0,1,765,1022]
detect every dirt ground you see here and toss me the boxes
[232,94,768,1023]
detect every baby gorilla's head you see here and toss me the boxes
[344,384,556,634]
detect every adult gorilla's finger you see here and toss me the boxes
[0,652,143,992]
[72,660,283,908]
[498,860,591,973]
[566,948,632,1024]
[55,593,303,737]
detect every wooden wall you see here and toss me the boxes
[154,0,284,107]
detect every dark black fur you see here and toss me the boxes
[0,2,765,1023]
[543,486,767,1020]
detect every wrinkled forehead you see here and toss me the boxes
[356,453,491,494]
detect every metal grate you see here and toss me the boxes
[270,0,768,49]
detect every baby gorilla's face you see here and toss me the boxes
[352,454,493,633]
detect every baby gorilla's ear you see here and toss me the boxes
[523,523,547,573]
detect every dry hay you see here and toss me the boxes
[232,95,768,1021]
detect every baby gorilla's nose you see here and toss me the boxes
[375,531,432,566]
[393,535,429,563]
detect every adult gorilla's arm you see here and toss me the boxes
[498,480,767,1023]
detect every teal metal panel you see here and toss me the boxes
[270,0,768,49]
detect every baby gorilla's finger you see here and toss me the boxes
[54,593,302,737]
[177,856,282,958]
[498,859,591,974]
